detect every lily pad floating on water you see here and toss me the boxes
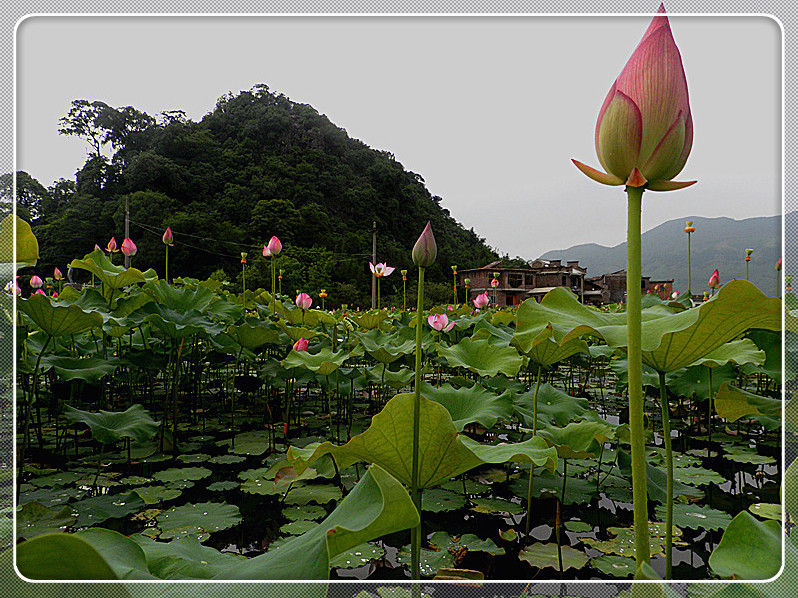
[72,491,145,528]
[283,482,342,506]
[519,542,589,571]
[330,542,385,569]
[133,485,183,505]
[589,554,636,578]
[578,522,683,559]
[469,497,524,516]
[152,467,212,483]
[282,505,327,521]
[27,471,84,487]
[654,503,732,531]
[748,503,782,521]
[208,454,247,465]
[279,519,318,536]
[206,481,239,492]
[216,430,270,456]
[722,445,776,465]
[16,502,76,539]
[421,488,466,513]
[397,531,504,576]
[176,453,211,463]
[157,502,242,534]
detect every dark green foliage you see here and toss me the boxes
[30,86,499,306]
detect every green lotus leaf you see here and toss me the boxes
[469,497,523,515]
[1,213,38,267]
[63,403,159,445]
[72,491,145,528]
[281,347,350,375]
[655,503,732,531]
[437,337,523,378]
[146,279,216,312]
[143,305,223,340]
[152,467,212,483]
[130,532,245,579]
[667,363,736,401]
[689,338,766,368]
[206,481,239,492]
[723,446,776,465]
[513,280,781,373]
[708,511,782,579]
[283,483,342,506]
[519,542,589,571]
[537,419,615,459]
[579,522,681,559]
[356,328,417,363]
[745,329,783,383]
[748,503,782,521]
[280,519,318,535]
[419,381,513,431]
[133,485,183,505]
[276,321,322,342]
[329,542,385,568]
[714,382,781,429]
[618,450,704,503]
[397,531,504,576]
[225,321,281,349]
[26,471,83,487]
[470,319,515,346]
[671,466,725,487]
[513,383,592,428]
[15,532,120,579]
[288,393,556,489]
[282,505,327,521]
[18,486,86,508]
[364,364,414,390]
[18,293,104,337]
[16,502,76,539]
[217,430,270,456]
[347,310,390,330]
[157,502,241,534]
[421,488,466,512]
[70,249,155,301]
[590,554,636,578]
[40,355,119,384]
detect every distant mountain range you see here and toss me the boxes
[540,214,786,297]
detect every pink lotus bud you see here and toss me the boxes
[106,237,118,253]
[473,291,490,309]
[29,275,43,289]
[776,257,782,271]
[293,337,309,351]
[295,292,312,309]
[162,227,174,245]
[572,6,696,191]
[121,238,137,257]
[52,292,59,299]
[53,267,63,280]
[428,313,455,332]
[490,278,499,288]
[34,289,46,295]
[94,244,102,252]
[263,236,282,257]
[708,269,721,289]
[412,222,437,268]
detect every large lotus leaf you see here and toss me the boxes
[356,328,416,363]
[419,381,513,430]
[744,329,782,383]
[16,502,76,539]
[288,393,557,488]
[18,293,103,337]
[146,279,216,313]
[714,382,781,428]
[276,320,322,342]
[519,542,589,571]
[15,532,119,579]
[130,532,245,579]
[688,338,765,368]
[609,357,663,391]
[348,310,390,330]
[513,383,592,428]
[537,419,615,459]
[225,322,280,349]
[72,491,145,528]
[654,503,731,531]
[72,528,156,580]
[63,403,159,445]
[281,347,349,375]
[1,213,38,267]
[470,319,515,347]
[708,511,782,580]
[524,335,590,367]
[618,450,704,503]
[667,363,736,401]
[143,304,223,340]
[219,464,419,580]
[397,531,504,576]
[152,467,211,483]
[437,337,523,378]
[40,355,119,384]
[157,502,241,534]
[364,364,414,390]
[70,249,155,293]
[513,280,781,373]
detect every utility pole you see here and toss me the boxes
[124,196,130,269]
[371,221,377,310]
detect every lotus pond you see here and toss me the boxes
[12,248,786,582]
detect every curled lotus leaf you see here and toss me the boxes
[437,337,523,378]
[18,294,104,337]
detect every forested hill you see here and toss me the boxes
[29,84,503,307]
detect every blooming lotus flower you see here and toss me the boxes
[106,237,118,253]
[29,275,43,289]
[573,6,695,191]
[428,313,455,332]
[708,269,721,289]
[369,262,395,277]
[473,291,490,309]
[295,292,312,309]
[53,267,63,280]
[263,236,282,257]
[162,227,174,245]
[412,222,437,268]
[490,278,499,288]
[293,337,309,351]
[121,238,137,257]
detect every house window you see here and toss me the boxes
[508,273,522,288]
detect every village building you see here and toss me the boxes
[459,261,673,306]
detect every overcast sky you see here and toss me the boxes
[15,14,782,260]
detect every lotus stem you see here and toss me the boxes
[525,363,543,535]
[410,265,426,586]
[165,244,169,283]
[687,232,692,295]
[271,257,276,314]
[626,184,650,568]
[659,371,674,579]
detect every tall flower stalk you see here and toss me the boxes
[263,236,282,313]
[684,220,695,294]
[162,227,173,282]
[573,6,695,571]
[410,221,436,588]
[745,248,754,280]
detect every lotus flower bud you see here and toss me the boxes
[412,222,437,268]
[295,292,312,309]
[34,288,46,295]
[293,337,309,351]
[53,267,63,280]
[708,269,720,289]
[106,237,118,253]
[263,236,282,257]
[29,275,43,289]
[121,238,137,257]
[573,6,696,191]
[162,227,174,245]
[428,313,455,332]
[473,291,490,309]
[776,257,782,271]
